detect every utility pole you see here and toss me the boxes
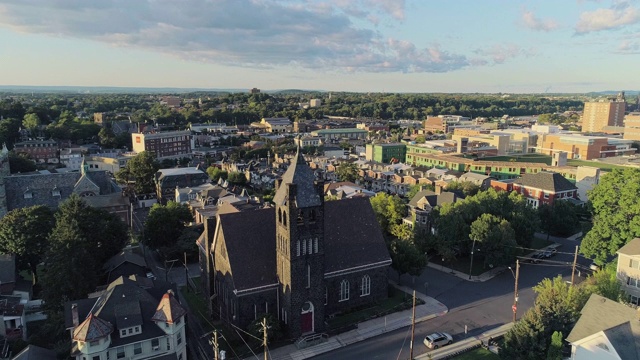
[184,252,189,291]
[262,317,268,360]
[513,260,520,323]
[213,330,219,360]
[571,245,579,286]
[409,290,416,360]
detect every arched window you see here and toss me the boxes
[297,210,304,224]
[283,211,287,226]
[308,238,313,255]
[278,209,282,224]
[310,209,317,223]
[340,279,350,301]
[302,239,306,255]
[361,275,371,296]
[306,265,311,288]
[314,238,318,253]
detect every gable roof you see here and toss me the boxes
[409,190,457,208]
[216,197,390,290]
[102,251,147,273]
[567,294,640,359]
[73,313,113,341]
[11,345,57,360]
[514,171,577,192]
[273,148,321,209]
[618,238,640,256]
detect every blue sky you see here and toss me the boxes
[0,0,639,93]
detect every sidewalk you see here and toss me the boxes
[415,322,513,360]
[256,282,448,360]
[427,242,563,283]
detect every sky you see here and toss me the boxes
[0,0,639,93]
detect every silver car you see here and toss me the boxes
[423,332,453,349]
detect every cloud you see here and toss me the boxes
[521,9,559,32]
[617,39,640,53]
[575,1,640,34]
[474,44,534,64]
[331,0,406,22]
[0,0,513,73]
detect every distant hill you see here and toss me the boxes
[587,90,640,96]
[0,85,250,94]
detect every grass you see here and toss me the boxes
[327,287,424,331]
[179,277,215,333]
[450,347,500,360]
[481,154,552,165]
[566,159,627,171]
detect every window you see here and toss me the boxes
[627,277,640,288]
[93,356,100,360]
[116,347,125,359]
[306,265,311,288]
[296,240,300,256]
[254,304,257,320]
[314,238,318,253]
[128,328,133,334]
[361,275,371,296]
[152,338,159,350]
[303,239,307,255]
[340,279,350,301]
[630,259,640,270]
[178,331,182,345]
[283,211,287,226]
[278,209,282,223]
[134,343,142,355]
[308,238,313,255]
[324,287,328,305]
[167,338,171,351]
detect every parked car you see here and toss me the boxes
[589,262,600,271]
[542,248,557,258]
[424,332,453,349]
[526,252,545,263]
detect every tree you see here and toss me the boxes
[98,127,116,148]
[469,214,516,268]
[581,168,640,263]
[582,261,623,301]
[227,171,247,185]
[8,152,36,173]
[40,195,128,311]
[547,331,563,360]
[143,202,193,256]
[248,313,282,343]
[369,192,406,234]
[445,181,480,197]
[206,166,228,182]
[22,113,41,134]
[335,162,359,183]
[501,276,589,360]
[115,151,159,194]
[389,237,426,277]
[538,201,580,239]
[0,206,55,284]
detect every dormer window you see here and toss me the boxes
[52,186,61,197]
[23,188,33,199]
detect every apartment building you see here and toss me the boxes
[365,143,407,163]
[13,139,59,164]
[623,112,640,141]
[582,99,626,133]
[132,131,192,159]
[535,133,634,160]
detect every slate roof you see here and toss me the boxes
[618,238,640,256]
[102,251,147,273]
[11,345,57,360]
[273,148,322,209]
[151,291,187,324]
[514,171,577,192]
[567,294,640,360]
[217,197,391,290]
[408,190,457,209]
[65,276,180,347]
[5,170,118,211]
[72,313,113,341]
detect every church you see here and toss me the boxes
[199,147,391,338]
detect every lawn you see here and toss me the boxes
[450,347,500,360]
[327,287,423,331]
[566,159,626,171]
[481,154,552,165]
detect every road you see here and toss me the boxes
[312,235,592,360]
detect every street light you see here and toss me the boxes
[508,260,520,323]
[469,237,479,280]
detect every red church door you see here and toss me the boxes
[301,312,313,334]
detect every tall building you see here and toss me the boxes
[582,96,626,133]
[365,143,407,163]
[132,131,193,159]
[623,112,640,141]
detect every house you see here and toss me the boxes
[511,171,579,208]
[616,238,640,305]
[404,186,458,231]
[458,172,494,190]
[11,345,57,360]
[102,251,148,284]
[64,276,187,360]
[13,139,59,164]
[201,147,391,339]
[0,295,26,341]
[566,294,640,360]
[323,181,375,199]
[154,167,210,203]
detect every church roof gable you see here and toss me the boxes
[273,149,321,209]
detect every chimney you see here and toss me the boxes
[435,185,442,195]
[72,304,79,327]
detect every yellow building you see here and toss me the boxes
[623,112,640,141]
[582,100,625,133]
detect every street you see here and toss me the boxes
[311,234,591,360]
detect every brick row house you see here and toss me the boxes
[491,171,580,208]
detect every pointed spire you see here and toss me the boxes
[81,156,88,175]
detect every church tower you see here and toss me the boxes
[273,145,325,338]
[0,144,10,217]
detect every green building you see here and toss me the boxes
[366,143,407,164]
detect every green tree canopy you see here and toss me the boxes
[143,202,193,256]
[22,113,41,133]
[0,206,55,284]
[369,192,406,234]
[8,152,37,174]
[538,201,580,238]
[206,166,228,182]
[470,214,516,267]
[115,151,160,194]
[335,162,359,183]
[581,168,640,263]
[227,171,247,185]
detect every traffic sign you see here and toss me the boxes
[512,304,517,312]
